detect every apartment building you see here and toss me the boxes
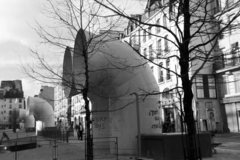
[214,0,240,132]
[0,98,25,122]
[0,80,26,128]
[122,0,222,133]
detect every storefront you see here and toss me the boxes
[161,100,182,133]
[196,100,221,132]
[221,95,240,132]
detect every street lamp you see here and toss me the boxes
[130,92,141,157]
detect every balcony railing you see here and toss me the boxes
[223,50,240,67]
[213,50,240,71]
[224,56,240,67]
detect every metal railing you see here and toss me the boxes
[38,129,70,143]
[223,55,240,67]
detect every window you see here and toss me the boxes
[143,30,146,42]
[131,34,136,46]
[148,27,152,39]
[151,66,154,72]
[143,48,147,57]
[166,59,171,80]
[9,105,12,109]
[156,19,161,33]
[4,110,6,113]
[163,14,167,27]
[235,73,240,93]
[208,76,216,98]
[228,14,234,35]
[212,0,220,14]
[19,105,22,108]
[231,42,240,65]
[169,2,176,20]
[196,75,216,98]
[217,21,224,39]
[164,35,169,52]
[225,73,240,95]
[147,9,150,18]
[157,39,162,57]
[226,0,234,8]
[19,99,22,103]
[9,111,12,115]
[162,88,172,99]
[231,42,239,52]
[9,99,12,103]
[149,45,153,60]
[159,63,164,82]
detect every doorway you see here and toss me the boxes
[163,108,175,133]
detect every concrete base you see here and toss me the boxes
[141,132,212,160]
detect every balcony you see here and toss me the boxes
[213,50,240,71]
[224,56,240,67]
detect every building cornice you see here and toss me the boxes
[222,95,240,104]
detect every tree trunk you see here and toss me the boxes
[182,77,198,159]
[180,1,198,158]
[83,90,93,160]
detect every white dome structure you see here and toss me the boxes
[64,29,161,155]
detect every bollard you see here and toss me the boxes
[66,131,69,143]
[52,139,58,160]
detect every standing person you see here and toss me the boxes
[75,123,79,139]
[78,122,84,140]
[209,112,216,131]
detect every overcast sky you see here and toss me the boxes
[0,0,146,97]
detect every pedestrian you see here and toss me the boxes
[0,132,10,145]
[78,122,84,140]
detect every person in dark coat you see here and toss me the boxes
[77,122,84,140]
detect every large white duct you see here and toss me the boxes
[18,97,55,129]
[65,29,161,155]
[19,109,35,128]
[27,97,55,127]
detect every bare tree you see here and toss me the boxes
[93,0,240,159]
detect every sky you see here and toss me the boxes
[0,0,146,97]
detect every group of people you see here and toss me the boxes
[75,122,84,140]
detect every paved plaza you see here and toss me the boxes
[1,131,240,160]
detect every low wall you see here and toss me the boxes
[8,136,37,152]
[141,132,212,160]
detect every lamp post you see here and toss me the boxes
[130,92,141,157]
